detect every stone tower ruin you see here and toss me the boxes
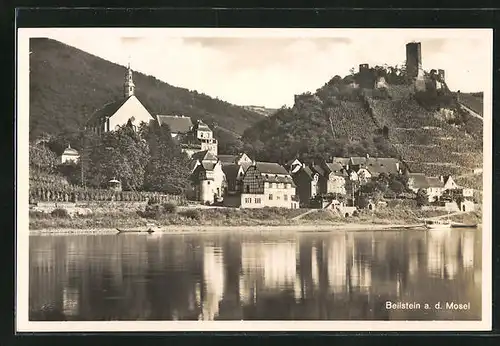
[405,42,422,80]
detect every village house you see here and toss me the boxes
[189,150,226,204]
[156,114,193,139]
[291,163,319,207]
[87,64,154,134]
[311,160,348,195]
[222,162,251,195]
[217,153,253,166]
[58,144,80,164]
[406,173,471,204]
[284,158,303,174]
[156,116,218,158]
[240,161,298,209]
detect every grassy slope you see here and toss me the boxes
[29,38,265,140]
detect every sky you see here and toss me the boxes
[33,28,491,108]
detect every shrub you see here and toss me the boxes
[51,208,70,218]
[180,209,201,220]
[162,202,177,214]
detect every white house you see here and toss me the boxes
[59,144,80,164]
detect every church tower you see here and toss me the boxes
[124,62,135,98]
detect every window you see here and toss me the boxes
[264,182,269,188]
[272,183,276,188]
[246,185,250,193]
[254,198,261,204]
[269,194,273,200]
[207,181,211,185]
[277,195,281,200]
[284,195,288,201]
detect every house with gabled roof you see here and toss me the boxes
[217,152,253,166]
[240,161,298,209]
[156,115,194,137]
[291,163,319,207]
[87,64,154,134]
[310,160,348,195]
[189,150,225,204]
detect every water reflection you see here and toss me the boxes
[29,228,481,321]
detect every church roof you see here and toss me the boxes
[156,115,193,133]
[87,96,132,124]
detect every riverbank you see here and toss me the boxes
[28,205,482,232]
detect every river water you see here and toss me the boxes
[29,228,481,321]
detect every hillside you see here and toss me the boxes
[242,75,483,186]
[29,38,265,142]
[241,105,277,117]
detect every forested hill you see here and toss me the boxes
[241,71,483,181]
[29,38,265,140]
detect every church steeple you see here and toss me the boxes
[124,61,135,98]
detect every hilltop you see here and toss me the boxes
[29,38,265,144]
[242,71,483,186]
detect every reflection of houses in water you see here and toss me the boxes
[201,245,225,320]
[444,234,460,280]
[427,233,445,278]
[349,236,372,293]
[326,235,347,293]
[407,239,420,277]
[29,238,68,315]
[426,231,463,280]
[262,242,296,289]
[311,245,319,288]
[461,232,474,270]
[62,286,79,317]
[239,241,297,303]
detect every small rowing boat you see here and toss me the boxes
[116,228,155,234]
[451,222,478,229]
[424,219,451,230]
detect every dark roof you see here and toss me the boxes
[188,160,199,172]
[408,173,429,189]
[302,166,314,178]
[311,165,325,176]
[156,115,193,133]
[254,162,289,175]
[87,96,132,124]
[325,162,345,175]
[193,120,212,131]
[218,155,237,164]
[458,93,483,116]
[350,156,368,165]
[191,150,217,162]
[222,164,241,181]
[427,177,444,188]
[332,157,350,166]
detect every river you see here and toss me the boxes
[29,227,481,321]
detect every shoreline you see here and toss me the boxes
[30,223,437,235]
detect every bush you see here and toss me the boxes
[51,208,70,218]
[180,209,201,220]
[162,202,177,214]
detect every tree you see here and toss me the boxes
[29,142,58,173]
[416,188,429,206]
[141,121,191,194]
[86,125,150,190]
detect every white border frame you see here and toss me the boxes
[16,28,493,332]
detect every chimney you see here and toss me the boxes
[439,175,444,183]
